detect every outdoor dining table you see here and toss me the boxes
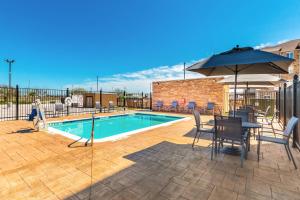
[206,119,261,129]
[206,119,262,155]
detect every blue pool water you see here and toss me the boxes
[48,113,183,140]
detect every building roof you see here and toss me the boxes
[262,39,300,53]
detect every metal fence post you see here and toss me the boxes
[66,88,70,116]
[150,92,152,110]
[278,87,281,121]
[123,91,126,107]
[283,83,287,128]
[100,89,102,112]
[16,85,19,120]
[141,92,144,109]
[293,75,299,148]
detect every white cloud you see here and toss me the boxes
[254,39,290,49]
[254,42,273,49]
[66,38,292,92]
[65,61,204,92]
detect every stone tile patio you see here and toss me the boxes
[0,112,300,200]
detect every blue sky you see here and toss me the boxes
[1,0,300,91]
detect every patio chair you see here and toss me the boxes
[242,106,256,123]
[192,110,214,149]
[54,103,65,116]
[257,116,299,169]
[186,101,196,113]
[168,100,179,112]
[256,105,270,122]
[205,102,215,115]
[260,109,279,137]
[108,101,116,112]
[95,101,107,113]
[229,110,249,122]
[154,100,164,111]
[213,116,249,167]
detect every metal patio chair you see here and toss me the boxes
[108,101,116,112]
[95,101,107,113]
[256,105,271,122]
[257,116,299,169]
[213,116,249,167]
[259,109,279,137]
[192,110,214,149]
[54,103,65,116]
[154,100,164,111]
[205,102,215,115]
[168,100,179,112]
[229,109,249,122]
[186,101,196,113]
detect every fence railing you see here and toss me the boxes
[226,90,277,116]
[0,86,151,121]
[117,92,151,109]
[278,75,300,150]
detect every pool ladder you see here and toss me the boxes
[68,114,95,148]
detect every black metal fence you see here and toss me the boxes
[227,90,277,116]
[278,75,300,150]
[0,85,151,121]
[117,92,151,109]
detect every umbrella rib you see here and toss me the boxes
[236,64,254,73]
[268,62,289,73]
[224,66,236,73]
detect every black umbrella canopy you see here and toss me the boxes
[187,46,293,76]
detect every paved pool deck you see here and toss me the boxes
[0,111,300,200]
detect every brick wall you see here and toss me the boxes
[152,78,227,112]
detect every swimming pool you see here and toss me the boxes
[48,113,186,142]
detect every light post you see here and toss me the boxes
[96,76,99,92]
[5,59,15,88]
[183,62,186,80]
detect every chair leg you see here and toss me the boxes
[287,145,297,169]
[241,144,245,167]
[192,130,199,150]
[196,131,201,143]
[211,135,214,160]
[257,132,261,162]
[284,145,291,161]
[272,124,276,138]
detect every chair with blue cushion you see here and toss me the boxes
[154,100,164,111]
[186,101,196,113]
[206,102,215,115]
[168,100,179,112]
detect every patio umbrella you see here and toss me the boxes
[187,46,293,115]
[218,74,286,86]
[218,74,286,104]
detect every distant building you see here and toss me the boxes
[262,39,300,80]
[262,39,300,79]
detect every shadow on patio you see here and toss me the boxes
[64,138,300,200]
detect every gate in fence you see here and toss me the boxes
[278,75,300,150]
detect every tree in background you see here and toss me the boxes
[71,87,87,95]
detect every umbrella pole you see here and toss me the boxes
[233,65,238,117]
[245,82,249,106]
